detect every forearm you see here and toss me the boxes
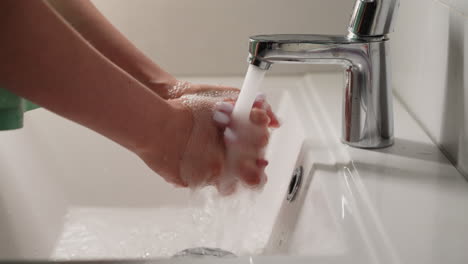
[46,0,176,99]
[0,0,182,155]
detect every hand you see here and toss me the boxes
[137,82,279,194]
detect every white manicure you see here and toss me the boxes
[224,128,238,142]
[213,111,230,125]
[215,102,234,113]
[255,93,267,102]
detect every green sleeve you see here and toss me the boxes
[0,87,39,130]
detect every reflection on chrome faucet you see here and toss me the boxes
[247,0,400,149]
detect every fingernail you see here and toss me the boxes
[256,159,269,167]
[215,102,234,113]
[255,93,266,102]
[224,128,238,143]
[213,111,230,125]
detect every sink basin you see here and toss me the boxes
[1,73,467,264]
[0,76,308,260]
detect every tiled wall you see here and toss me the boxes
[391,0,468,178]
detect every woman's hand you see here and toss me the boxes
[137,82,279,194]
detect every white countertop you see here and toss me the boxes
[301,73,468,264]
[170,72,468,264]
[3,72,467,264]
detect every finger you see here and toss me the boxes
[224,127,238,144]
[213,110,231,126]
[250,108,270,126]
[254,159,269,188]
[246,125,270,148]
[238,159,263,187]
[216,180,238,196]
[210,162,223,183]
[165,177,188,188]
[251,95,280,128]
[252,171,268,190]
[255,93,266,104]
[214,101,235,114]
[264,103,281,128]
[185,84,240,98]
[227,125,269,149]
[252,94,266,109]
[204,84,240,94]
[222,97,238,105]
[260,172,268,186]
[256,158,269,168]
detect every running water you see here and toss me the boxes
[218,65,267,194]
[184,65,270,254]
[52,188,271,259]
[232,65,267,122]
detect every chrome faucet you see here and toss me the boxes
[248,0,399,148]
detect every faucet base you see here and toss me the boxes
[342,138,394,149]
[248,34,394,149]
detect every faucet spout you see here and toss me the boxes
[246,0,399,149]
[348,0,400,37]
[248,34,379,69]
[248,34,393,148]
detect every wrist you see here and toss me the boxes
[134,99,193,179]
[145,77,177,99]
[134,61,177,99]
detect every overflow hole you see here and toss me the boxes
[286,166,303,202]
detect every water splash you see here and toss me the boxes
[52,188,270,260]
[51,66,272,260]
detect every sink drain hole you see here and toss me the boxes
[287,166,303,202]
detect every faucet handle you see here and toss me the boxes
[348,0,400,37]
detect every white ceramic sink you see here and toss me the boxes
[1,73,468,264]
[0,76,308,260]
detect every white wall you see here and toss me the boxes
[92,0,467,178]
[91,0,354,75]
[391,0,468,178]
